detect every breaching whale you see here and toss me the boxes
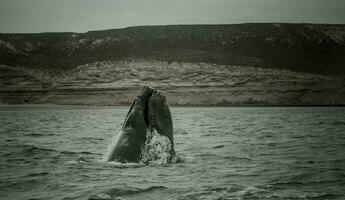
[105,86,174,163]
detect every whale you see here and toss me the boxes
[105,86,174,163]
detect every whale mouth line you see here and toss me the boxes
[140,87,174,146]
[144,96,151,128]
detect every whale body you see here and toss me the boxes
[105,86,174,163]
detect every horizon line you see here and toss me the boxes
[1,22,345,35]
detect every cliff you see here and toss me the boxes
[0,23,345,105]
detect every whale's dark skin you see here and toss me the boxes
[106,86,174,163]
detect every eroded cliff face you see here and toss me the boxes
[1,60,344,106]
[1,23,345,75]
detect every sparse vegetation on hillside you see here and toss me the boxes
[1,23,345,74]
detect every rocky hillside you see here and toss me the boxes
[1,23,345,74]
[1,23,345,106]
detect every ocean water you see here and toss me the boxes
[0,106,345,200]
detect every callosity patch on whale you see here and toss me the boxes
[104,86,175,163]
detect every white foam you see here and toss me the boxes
[140,129,173,164]
[103,128,176,164]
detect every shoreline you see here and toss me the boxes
[1,103,345,108]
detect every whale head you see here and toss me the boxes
[125,86,173,144]
[106,86,174,162]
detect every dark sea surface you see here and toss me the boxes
[0,106,345,200]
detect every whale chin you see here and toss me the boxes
[105,86,174,163]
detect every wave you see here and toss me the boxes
[19,145,59,156]
[180,185,344,200]
[174,129,189,135]
[89,186,167,199]
[196,153,252,162]
[8,144,100,159]
[223,155,252,161]
[102,153,185,168]
[307,193,344,199]
[213,145,225,149]
[24,172,49,177]
[269,170,345,188]
[330,120,345,125]
[180,185,265,200]
[26,133,45,136]
[270,180,342,187]
[106,161,146,169]
[4,178,41,188]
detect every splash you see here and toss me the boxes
[103,129,179,165]
[140,129,173,164]
[102,131,122,162]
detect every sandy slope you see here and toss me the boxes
[1,60,344,106]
